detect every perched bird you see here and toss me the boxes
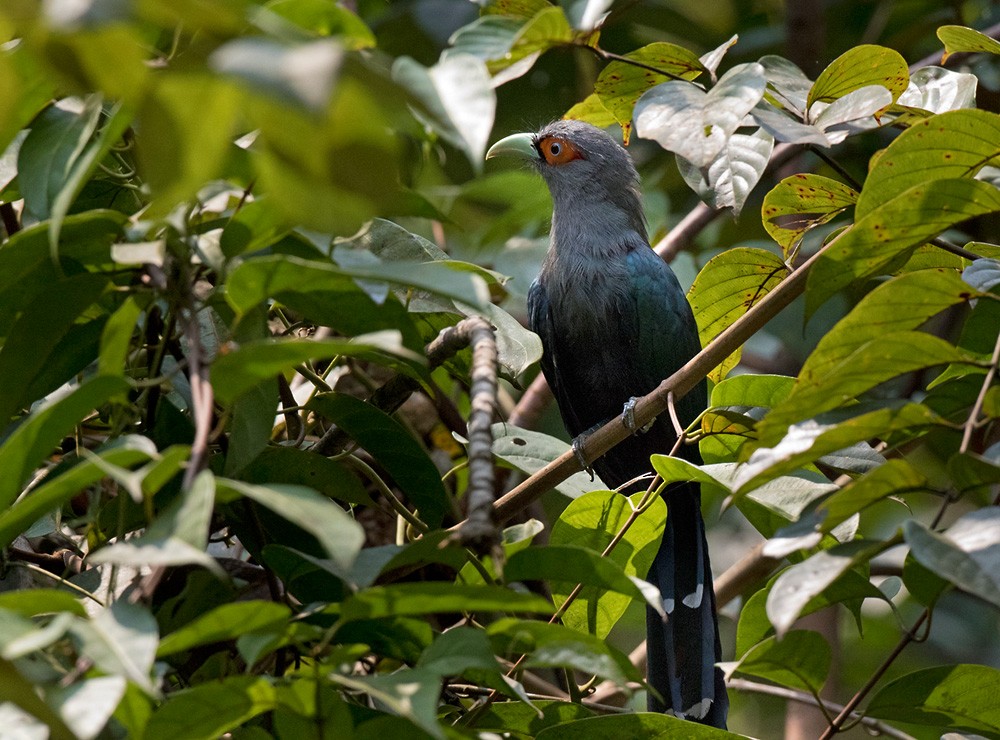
[487,120,728,727]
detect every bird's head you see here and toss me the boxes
[487,120,645,241]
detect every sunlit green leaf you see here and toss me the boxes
[937,25,1000,62]
[808,44,908,107]
[593,42,705,140]
[635,63,766,168]
[857,110,1000,219]
[549,489,665,637]
[761,174,857,257]
[492,424,607,498]
[688,247,789,381]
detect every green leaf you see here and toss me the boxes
[856,110,1000,219]
[765,540,884,638]
[0,375,130,510]
[49,676,127,740]
[635,63,767,168]
[240,446,372,507]
[761,174,858,258]
[688,247,789,381]
[564,93,617,128]
[734,630,830,694]
[806,178,1000,318]
[98,295,142,378]
[0,589,87,618]
[0,272,109,423]
[738,403,941,495]
[474,700,596,736]
[492,424,608,498]
[817,459,927,532]
[592,42,705,140]
[488,618,642,687]
[0,435,159,549]
[267,0,376,49]
[340,583,553,622]
[145,676,277,740]
[331,670,443,740]
[808,44,908,108]
[549,489,665,637]
[903,508,1000,609]
[89,469,224,578]
[17,97,102,223]
[211,333,425,405]
[505,544,651,605]
[157,601,291,657]
[308,393,450,527]
[134,73,240,211]
[937,25,1000,62]
[867,664,1000,736]
[0,658,76,740]
[736,568,887,657]
[768,269,977,443]
[71,601,160,697]
[677,129,774,217]
[392,54,495,171]
[217,478,365,570]
[534,711,743,738]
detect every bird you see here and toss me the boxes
[486,120,728,728]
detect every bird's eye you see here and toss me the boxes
[539,136,583,165]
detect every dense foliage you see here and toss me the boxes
[0,1,999,738]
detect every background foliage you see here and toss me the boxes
[0,0,999,738]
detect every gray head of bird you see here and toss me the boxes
[486,120,646,241]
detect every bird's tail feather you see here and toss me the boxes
[646,483,729,728]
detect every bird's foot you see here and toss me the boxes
[622,397,654,434]
[571,434,596,481]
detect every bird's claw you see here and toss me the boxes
[571,437,595,481]
[623,397,654,434]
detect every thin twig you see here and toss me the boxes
[959,326,1000,453]
[728,679,915,740]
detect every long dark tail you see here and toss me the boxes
[646,483,729,728]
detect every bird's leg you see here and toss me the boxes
[623,397,654,434]
[571,423,604,480]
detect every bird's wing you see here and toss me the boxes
[626,247,705,436]
[527,277,587,436]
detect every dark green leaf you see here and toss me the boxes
[308,393,450,527]
[157,601,291,657]
[903,508,1000,609]
[340,583,553,622]
[535,711,743,739]
[144,676,277,740]
[734,630,830,694]
[0,375,130,510]
[488,618,642,687]
[216,478,364,569]
[867,664,1000,735]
